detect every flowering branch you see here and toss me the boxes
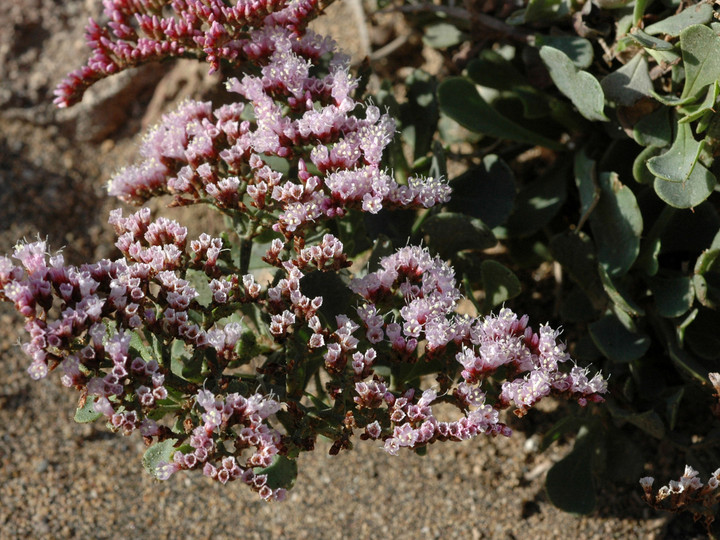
[640,466,720,535]
[638,373,720,535]
[0,0,609,501]
[54,0,337,108]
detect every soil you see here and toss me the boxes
[0,1,708,538]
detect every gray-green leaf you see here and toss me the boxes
[589,172,643,277]
[534,35,594,68]
[680,24,720,101]
[678,81,720,124]
[653,168,717,208]
[423,23,466,49]
[628,29,675,50]
[601,54,653,106]
[143,439,178,478]
[647,122,705,183]
[633,107,672,147]
[649,275,694,318]
[481,260,522,312]
[447,154,516,228]
[545,425,601,515]
[589,313,651,363]
[645,3,714,37]
[505,164,569,237]
[539,46,608,121]
[422,213,497,257]
[74,396,103,423]
[437,77,563,149]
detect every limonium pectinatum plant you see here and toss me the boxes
[0,0,608,501]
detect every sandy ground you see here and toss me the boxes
[0,1,705,538]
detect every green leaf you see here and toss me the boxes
[524,0,570,21]
[545,426,600,514]
[632,146,662,184]
[665,324,709,384]
[693,273,720,308]
[422,213,497,257]
[437,77,563,149]
[589,172,643,277]
[694,248,720,275]
[604,428,644,482]
[574,146,599,223]
[601,53,654,106]
[505,164,568,237]
[337,209,372,257]
[466,53,552,120]
[428,140,447,182]
[633,107,672,147]
[253,455,298,490]
[637,206,675,277]
[560,287,599,323]
[633,0,650,26]
[507,0,570,24]
[481,260,521,312]
[368,234,395,272]
[539,46,608,122]
[467,51,526,90]
[185,268,212,307]
[171,344,206,383]
[626,412,665,439]
[636,235,661,276]
[628,29,675,50]
[595,0,633,7]
[651,313,707,383]
[423,23,466,49]
[606,401,666,438]
[401,69,439,160]
[447,155,516,228]
[437,112,482,145]
[74,396,103,423]
[590,313,651,363]
[511,87,554,119]
[549,231,606,310]
[540,416,584,451]
[653,168,716,208]
[680,24,720,101]
[143,439,178,478]
[678,307,698,346]
[599,265,644,316]
[651,88,694,106]
[678,81,720,124]
[130,330,157,363]
[261,155,290,176]
[665,387,685,431]
[534,35,594,69]
[647,123,705,183]
[645,3,714,36]
[377,81,410,180]
[649,275,694,317]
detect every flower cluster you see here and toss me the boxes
[637,372,720,532]
[103,25,450,237]
[159,390,287,500]
[1,0,609,502]
[54,0,330,107]
[349,246,606,455]
[640,465,720,532]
